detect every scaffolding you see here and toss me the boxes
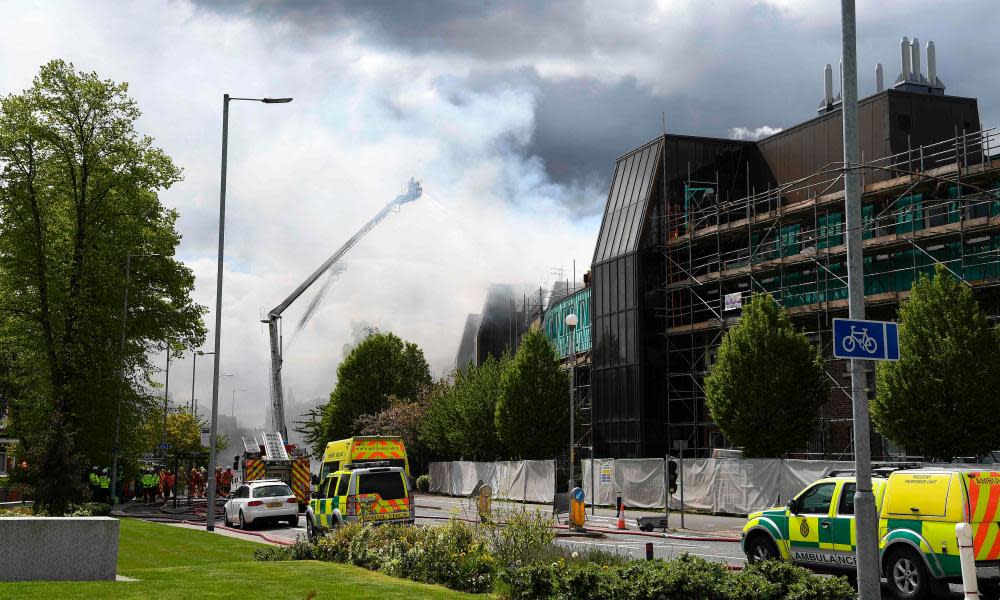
[660,128,1000,457]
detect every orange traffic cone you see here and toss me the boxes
[617,509,627,530]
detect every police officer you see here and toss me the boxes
[98,468,110,502]
[88,467,100,500]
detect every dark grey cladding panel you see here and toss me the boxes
[592,139,662,264]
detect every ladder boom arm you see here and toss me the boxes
[264,178,422,440]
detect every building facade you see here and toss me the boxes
[591,85,1000,459]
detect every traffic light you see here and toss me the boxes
[667,459,678,494]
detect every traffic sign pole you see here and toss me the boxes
[841,2,880,598]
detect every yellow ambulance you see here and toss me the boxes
[317,436,409,483]
[741,467,1000,599]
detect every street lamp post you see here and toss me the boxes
[231,388,247,424]
[110,252,159,505]
[839,3,878,598]
[162,349,170,457]
[206,94,292,531]
[565,313,578,492]
[190,350,214,415]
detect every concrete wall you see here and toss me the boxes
[0,517,119,581]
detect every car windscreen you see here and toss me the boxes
[253,484,292,498]
[357,472,405,500]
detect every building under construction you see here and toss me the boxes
[590,39,1000,459]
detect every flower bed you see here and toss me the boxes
[254,514,854,599]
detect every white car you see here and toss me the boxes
[223,479,299,529]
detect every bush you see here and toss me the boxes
[416,474,430,492]
[498,555,855,600]
[253,545,293,561]
[67,502,112,517]
[479,506,555,571]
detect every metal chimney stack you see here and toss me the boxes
[926,40,938,86]
[875,63,884,93]
[899,36,911,83]
[910,37,923,83]
[818,63,834,112]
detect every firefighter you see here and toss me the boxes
[222,467,234,495]
[199,467,208,498]
[166,469,175,500]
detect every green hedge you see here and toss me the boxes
[416,474,430,492]
[499,557,855,600]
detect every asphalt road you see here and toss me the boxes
[235,493,748,567]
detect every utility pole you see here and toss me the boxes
[840,3,879,598]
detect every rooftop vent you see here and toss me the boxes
[894,37,945,94]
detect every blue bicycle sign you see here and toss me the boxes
[832,318,900,361]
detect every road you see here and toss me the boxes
[236,493,748,566]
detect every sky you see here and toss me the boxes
[1,0,997,439]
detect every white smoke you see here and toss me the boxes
[728,125,783,141]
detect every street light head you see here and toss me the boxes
[261,97,293,104]
[565,313,578,328]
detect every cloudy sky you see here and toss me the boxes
[2,0,996,435]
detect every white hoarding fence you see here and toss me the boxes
[427,460,555,503]
[583,458,859,515]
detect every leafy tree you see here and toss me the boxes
[354,389,431,474]
[300,329,431,456]
[0,61,205,512]
[705,293,828,458]
[495,330,569,459]
[422,356,508,461]
[872,266,1000,459]
[144,406,228,456]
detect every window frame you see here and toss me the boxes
[796,482,837,516]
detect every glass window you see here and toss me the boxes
[253,484,293,498]
[336,475,350,496]
[323,475,337,497]
[357,472,406,500]
[798,483,836,514]
[236,486,249,498]
[618,257,626,310]
[838,483,856,515]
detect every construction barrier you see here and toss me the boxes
[582,458,858,515]
[428,460,555,503]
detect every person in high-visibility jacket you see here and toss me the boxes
[98,468,110,502]
[143,470,158,503]
[88,467,100,500]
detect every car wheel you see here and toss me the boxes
[306,515,316,542]
[745,532,780,563]
[223,507,232,527]
[885,547,931,600]
[239,510,249,530]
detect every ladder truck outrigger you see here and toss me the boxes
[239,179,423,508]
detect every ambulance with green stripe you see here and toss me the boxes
[305,462,414,542]
[742,468,1000,599]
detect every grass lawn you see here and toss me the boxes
[0,518,477,599]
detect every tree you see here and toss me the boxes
[143,407,228,457]
[495,330,569,459]
[422,356,508,461]
[354,389,431,475]
[705,293,828,458]
[300,329,431,456]
[0,61,206,512]
[872,266,1000,459]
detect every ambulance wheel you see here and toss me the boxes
[306,516,317,543]
[884,547,931,600]
[745,532,779,563]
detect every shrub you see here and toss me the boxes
[478,505,556,571]
[68,502,112,517]
[253,545,293,561]
[498,554,856,600]
[416,474,430,492]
